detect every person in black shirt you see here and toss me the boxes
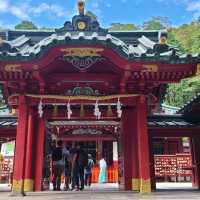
[71,145,79,191]
[76,145,88,190]
[51,140,64,191]
[63,146,71,190]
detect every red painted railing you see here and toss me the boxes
[91,165,118,183]
[58,164,119,184]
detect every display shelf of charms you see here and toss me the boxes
[176,154,192,176]
[154,154,192,179]
[0,156,13,183]
[155,155,177,177]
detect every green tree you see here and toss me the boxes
[15,21,38,30]
[167,30,185,53]
[165,77,200,107]
[109,23,139,31]
[143,16,170,30]
[164,19,200,107]
[40,27,55,31]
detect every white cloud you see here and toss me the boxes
[31,3,66,17]
[187,1,200,11]
[0,0,67,20]
[10,5,30,20]
[157,0,200,19]
[186,1,200,19]
[0,0,8,12]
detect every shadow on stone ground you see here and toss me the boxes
[0,183,200,199]
[0,190,200,200]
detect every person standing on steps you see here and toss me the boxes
[76,144,88,190]
[98,157,107,184]
[51,140,64,191]
[71,144,79,191]
[84,154,94,187]
[63,145,71,191]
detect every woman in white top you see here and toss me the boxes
[98,158,107,183]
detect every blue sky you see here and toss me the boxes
[0,0,200,29]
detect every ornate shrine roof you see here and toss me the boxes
[148,114,199,127]
[178,93,200,123]
[0,1,198,64]
[0,0,199,115]
[0,116,17,127]
[0,30,198,64]
[0,114,198,130]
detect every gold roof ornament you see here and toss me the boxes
[160,36,167,45]
[78,0,85,15]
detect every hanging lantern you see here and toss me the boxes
[53,104,58,116]
[38,99,43,118]
[117,98,122,118]
[67,101,72,119]
[80,104,85,118]
[106,104,113,117]
[94,101,101,119]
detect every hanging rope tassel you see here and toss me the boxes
[38,99,43,118]
[80,104,85,118]
[67,101,72,119]
[107,104,113,117]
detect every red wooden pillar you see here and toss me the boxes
[34,117,45,191]
[24,108,35,192]
[190,137,196,187]
[149,136,156,190]
[96,140,102,161]
[136,96,151,193]
[131,108,139,191]
[12,95,29,195]
[192,137,200,189]
[121,107,139,191]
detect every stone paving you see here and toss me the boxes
[0,183,200,200]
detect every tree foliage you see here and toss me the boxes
[143,16,170,30]
[165,77,200,107]
[109,23,139,31]
[164,19,200,107]
[40,27,55,31]
[15,21,38,30]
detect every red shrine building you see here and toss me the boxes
[0,0,200,195]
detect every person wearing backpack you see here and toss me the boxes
[84,154,94,187]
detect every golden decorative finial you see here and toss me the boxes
[160,36,167,45]
[78,0,85,15]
